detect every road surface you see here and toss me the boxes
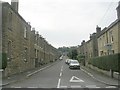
[3,56,117,89]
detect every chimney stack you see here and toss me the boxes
[116,1,120,20]
[11,0,19,12]
[96,25,101,33]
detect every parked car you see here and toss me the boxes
[65,59,72,65]
[65,59,68,64]
[69,60,80,69]
[67,59,72,65]
[59,55,63,60]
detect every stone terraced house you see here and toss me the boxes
[0,0,60,77]
[77,1,120,65]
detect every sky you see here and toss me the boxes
[2,0,120,48]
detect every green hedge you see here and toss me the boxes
[0,53,7,69]
[77,54,85,63]
[89,53,120,72]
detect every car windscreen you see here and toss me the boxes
[71,61,79,64]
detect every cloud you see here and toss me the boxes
[2,0,119,48]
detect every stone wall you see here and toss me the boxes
[1,2,60,77]
[2,3,35,77]
[0,2,3,86]
[0,2,2,68]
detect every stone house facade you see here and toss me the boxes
[2,2,34,76]
[97,20,120,56]
[77,1,120,65]
[1,1,60,77]
[77,26,101,65]
[97,2,120,56]
[0,2,2,69]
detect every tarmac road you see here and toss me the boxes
[2,56,118,89]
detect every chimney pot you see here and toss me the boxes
[11,0,19,12]
[96,25,101,34]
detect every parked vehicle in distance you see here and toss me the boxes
[65,59,68,64]
[67,59,72,65]
[65,59,72,65]
[59,55,63,60]
[69,60,80,70]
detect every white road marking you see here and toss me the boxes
[70,76,84,82]
[87,73,93,77]
[81,69,93,77]
[86,85,100,88]
[61,66,63,71]
[27,87,38,88]
[106,86,117,88]
[60,86,67,88]
[81,68,115,85]
[71,85,81,88]
[11,86,21,88]
[57,78,61,88]
[27,65,51,77]
[81,69,86,73]
[60,72,62,77]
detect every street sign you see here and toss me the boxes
[70,76,84,82]
[105,43,112,50]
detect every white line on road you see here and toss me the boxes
[81,69,93,77]
[57,78,61,88]
[27,65,51,77]
[71,85,81,88]
[11,86,21,88]
[60,72,62,77]
[87,73,93,77]
[106,86,117,88]
[61,66,63,71]
[60,86,67,88]
[70,76,84,82]
[27,87,38,88]
[86,85,100,88]
[81,68,114,85]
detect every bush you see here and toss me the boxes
[67,49,78,60]
[89,53,120,72]
[77,54,85,63]
[0,53,7,69]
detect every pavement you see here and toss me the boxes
[0,60,60,87]
[81,66,119,87]
[0,58,119,87]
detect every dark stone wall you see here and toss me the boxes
[2,3,34,76]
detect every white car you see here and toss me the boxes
[69,60,80,69]
[65,59,69,64]
[65,59,72,65]
[59,55,63,60]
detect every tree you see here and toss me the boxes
[77,54,85,65]
[67,49,78,60]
